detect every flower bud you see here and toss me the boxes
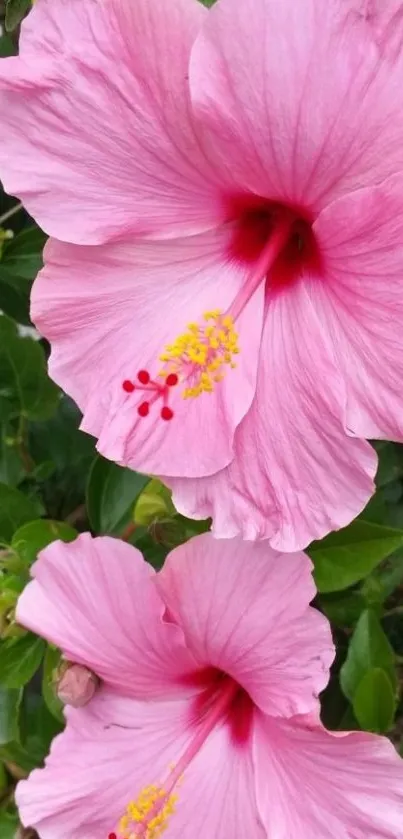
[56,663,99,708]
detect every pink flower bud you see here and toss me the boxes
[56,663,99,708]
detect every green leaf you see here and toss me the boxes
[0,227,47,324]
[29,396,95,520]
[42,646,64,722]
[0,483,39,543]
[0,740,38,774]
[0,228,46,282]
[11,520,77,567]
[309,519,403,593]
[0,315,59,420]
[0,811,19,839]
[5,0,31,31]
[0,424,24,486]
[340,609,397,701]
[0,634,45,688]
[374,441,403,488]
[319,591,366,627]
[86,455,149,534]
[363,550,403,603]
[352,668,396,733]
[0,30,16,58]
[0,687,22,745]
[0,279,30,326]
[19,690,63,766]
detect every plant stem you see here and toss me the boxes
[121,521,136,542]
[0,201,23,226]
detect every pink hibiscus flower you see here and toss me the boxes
[15,533,403,839]
[2,0,403,549]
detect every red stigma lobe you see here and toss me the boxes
[122,380,135,393]
[161,406,174,421]
[138,401,150,417]
[137,370,150,385]
[166,373,178,387]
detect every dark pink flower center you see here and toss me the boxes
[189,667,254,746]
[227,195,322,288]
[110,671,253,838]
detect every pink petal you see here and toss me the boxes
[189,0,403,212]
[32,232,264,478]
[18,687,264,839]
[163,717,264,839]
[355,0,403,57]
[157,534,334,717]
[313,174,403,441]
[168,280,377,551]
[16,688,193,839]
[254,714,403,837]
[0,0,223,244]
[16,534,198,699]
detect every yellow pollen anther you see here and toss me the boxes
[118,785,178,839]
[158,310,239,399]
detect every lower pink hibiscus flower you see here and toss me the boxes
[16,533,403,839]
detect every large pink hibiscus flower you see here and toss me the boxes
[2,0,403,549]
[15,533,403,838]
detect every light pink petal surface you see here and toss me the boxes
[18,688,264,839]
[157,534,334,716]
[313,175,403,441]
[168,280,377,551]
[0,0,223,244]
[16,534,198,699]
[17,688,193,839]
[32,231,264,478]
[254,715,403,838]
[164,717,265,839]
[189,0,403,212]
[354,0,403,57]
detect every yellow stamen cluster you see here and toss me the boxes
[159,310,239,399]
[118,785,177,839]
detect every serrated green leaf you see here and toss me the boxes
[353,668,396,733]
[5,0,31,32]
[11,520,77,567]
[86,455,148,534]
[0,315,59,420]
[0,687,22,745]
[0,483,39,543]
[340,609,397,701]
[309,519,403,593]
[0,634,45,688]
